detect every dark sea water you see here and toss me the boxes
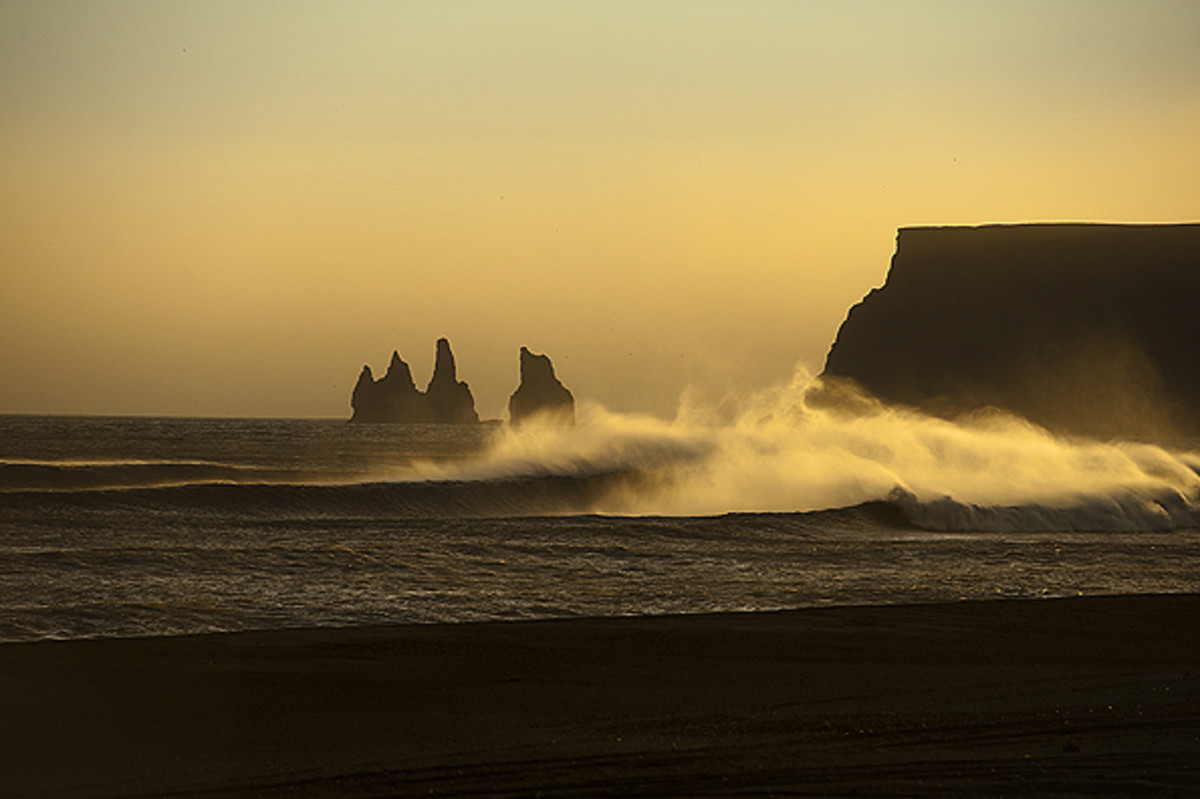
[2,411,1199,643]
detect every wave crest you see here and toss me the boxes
[888,487,1200,533]
[6,373,1198,532]
[444,371,1200,530]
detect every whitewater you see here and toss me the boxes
[2,375,1199,643]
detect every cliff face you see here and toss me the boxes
[350,338,479,424]
[508,347,574,425]
[822,224,1200,437]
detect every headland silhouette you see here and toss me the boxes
[822,223,1200,437]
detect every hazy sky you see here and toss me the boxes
[3,1,1198,418]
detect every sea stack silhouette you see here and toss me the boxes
[350,338,479,423]
[508,347,575,425]
[821,223,1200,437]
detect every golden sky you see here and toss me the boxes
[2,1,1198,418]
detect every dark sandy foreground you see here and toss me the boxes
[3,595,1199,797]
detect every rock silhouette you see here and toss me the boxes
[508,347,575,425]
[423,338,479,424]
[822,223,1200,437]
[350,338,479,424]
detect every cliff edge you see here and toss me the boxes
[822,223,1200,437]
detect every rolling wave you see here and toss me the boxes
[4,373,1199,533]
[887,487,1200,533]
[1,466,1197,533]
[0,460,313,492]
[0,469,646,519]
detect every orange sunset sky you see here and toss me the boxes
[2,1,1198,419]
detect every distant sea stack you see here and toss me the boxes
[350,338,479,424]
[422,338,480,424]
[822,223,1200,437]
[508,347,575,425]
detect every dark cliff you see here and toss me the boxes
[508,347,575,425]
[822,223,1200,437]
[350,338,479,424]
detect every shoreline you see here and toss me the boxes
[4,593,1199,796]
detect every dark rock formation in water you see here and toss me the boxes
[822,223,1200,437]
[508,347,575,425]
[350,338,478,424]
[351,352,426,423]
[424,338,480,424]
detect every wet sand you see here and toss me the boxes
[3,594,1199,797]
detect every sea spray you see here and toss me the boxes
[445,370,1200,528]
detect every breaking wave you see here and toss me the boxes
[3,372,1198,533]
[441,370,1200,532]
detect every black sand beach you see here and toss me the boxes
[4,593,1199,797]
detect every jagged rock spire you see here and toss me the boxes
[509,346,574,425]
[424,338,478,424]
[349,339,478,424]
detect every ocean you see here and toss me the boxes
[3,396,1200,644]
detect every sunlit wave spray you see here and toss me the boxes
[430,369,1200,530]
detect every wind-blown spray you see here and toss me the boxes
[448,370,1200,530]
